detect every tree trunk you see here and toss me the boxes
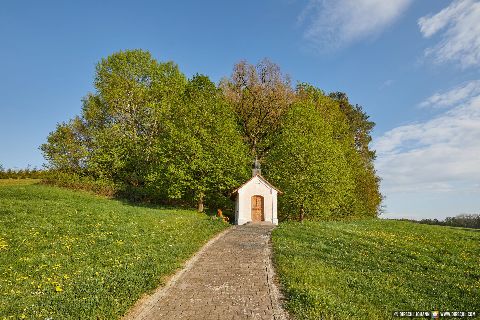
[299,204,305,222]
[197,192,204,213]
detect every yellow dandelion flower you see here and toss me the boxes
[0,238,8,251]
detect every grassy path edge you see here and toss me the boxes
[123,226,232,319]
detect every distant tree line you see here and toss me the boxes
[41,49,382,220]
[407,214,480,229]
[0,165,47,179]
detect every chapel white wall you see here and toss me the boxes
[236,176,278,225]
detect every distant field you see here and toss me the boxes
[272,219,480,320]
[0,180,227,319]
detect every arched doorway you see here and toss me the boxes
[251,195,264,222]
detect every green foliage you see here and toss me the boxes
[0,167,48,179]
[221,59,295,159]
[83,49,187,186]
[145,74,250,210]
[42,171,117,197]
[406,213,480,229]
[40,117,89,173]
[0,180,227,319]
[41,50,249,210]
[329,92,382,216]
[272,220,480,319]
[41,53,381,218]
[263,84,381,219]
[264,91,356,220]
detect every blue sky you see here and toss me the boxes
[1,0,479,219]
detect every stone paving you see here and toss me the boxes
[125,223,287,320]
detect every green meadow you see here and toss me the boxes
[0,180,227,319]
[2,179,478,319]
[272,219,480,320]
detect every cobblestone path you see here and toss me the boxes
[125,223,287,320]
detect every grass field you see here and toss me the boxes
[0,180,227,319]
[272,219,480,319]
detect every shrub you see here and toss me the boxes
[0,167,48,179]
[42,171,117,197]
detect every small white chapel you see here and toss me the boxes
[231,160,282,225]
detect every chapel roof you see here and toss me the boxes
[231,174,283,196]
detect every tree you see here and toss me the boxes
[40,117,89,173]
[220,59,295,160]
[329,92,376,163]
[84,49,187,188]
[148,74,250,211]
[264,86,356,220]
[329,92,382,216]
[42,49,188,197]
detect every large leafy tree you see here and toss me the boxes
[46,50,185,178]
[264,85,356,220]
[220,59,295,160]
[329,92,382,217]
[145,74,250,210]
[85,49,186,188]
[42,50,187,193]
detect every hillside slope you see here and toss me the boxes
[272,219,480,319]
[0,180,227,319]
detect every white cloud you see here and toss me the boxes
[374,80,480,194]
[419,80,480,108]
[418,0,480,68]
[380,79,395,89]
[300,0,412,50]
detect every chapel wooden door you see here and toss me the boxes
[251,195,264,222]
